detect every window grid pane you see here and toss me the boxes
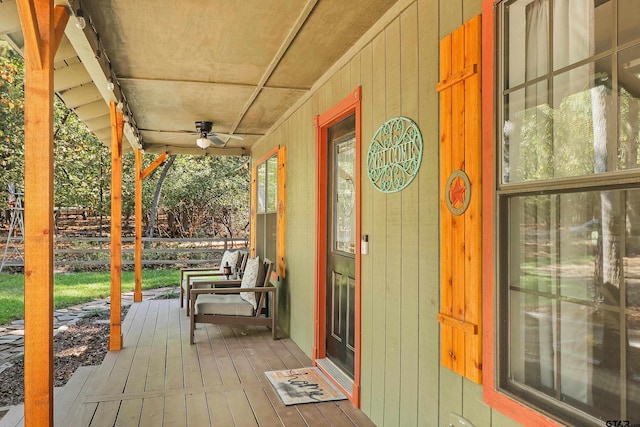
[498,1,640,424]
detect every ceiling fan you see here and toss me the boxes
[194,121,244,149]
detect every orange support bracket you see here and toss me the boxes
[140,152,169,180]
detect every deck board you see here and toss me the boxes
[113,399,142,427]
[194,327,223,388]
[185,393,210,426]
[165,298,185,390]
[244,386,282,426]
[206,390,235,427]
[146,300,169,391]
[88,401,120,427]
[226,389,258,426]
[0,299,375,427]
[53,366,95,425]
[163,394,187,427]
[139,396,164,427]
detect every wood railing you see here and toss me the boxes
[0,237,249,270]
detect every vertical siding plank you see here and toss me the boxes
[450,23,467,377]
[463,15,483,384]
[399,4,420,426]
[359,42,374,416]
[439,33,454,373]
[369,30,387,426]
[439,367,464,424]
[288,100,316,349]
[350,52,361,91]
[338,63,351,102]
[462,380,491,426]
[417,0,442,424]
[383,17,402,427]
[440,0,463,38]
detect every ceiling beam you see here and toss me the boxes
[118,76,258,89]
[63,6,140,150]
[228,0,318,135]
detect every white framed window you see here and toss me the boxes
[255,154,277,261]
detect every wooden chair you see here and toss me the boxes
[180,249,248,316]
[189,257,277,344]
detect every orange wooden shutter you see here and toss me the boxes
[436,14,482,384]
[250,165,257,257]
[276,146,286,277]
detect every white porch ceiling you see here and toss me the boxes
[0,0,398,155]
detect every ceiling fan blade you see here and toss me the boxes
[212,132,244,140]
[164,133,195,139]
[207,135,226,146]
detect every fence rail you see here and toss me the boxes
[0,237,249,270]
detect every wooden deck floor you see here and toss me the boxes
[0,299,375,427]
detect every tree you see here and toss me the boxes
[0,41,25,200]
[1,40,111,222]
[146,154,176,238]
[160,155,250,238]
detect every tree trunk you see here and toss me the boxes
[145,154,176,239]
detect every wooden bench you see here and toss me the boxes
[179,249,248,316]
[189,257,277,344]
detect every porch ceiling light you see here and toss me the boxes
[196,137,211,150]
[75,9,86,30]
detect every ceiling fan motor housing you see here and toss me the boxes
[195,121,213,134]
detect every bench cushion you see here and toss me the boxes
[220,250,240,274]
[240,256,262,309]
[195,294,254,317]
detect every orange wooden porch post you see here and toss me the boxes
[109,101,124,350]
[134,148,142,302]
[134,151,168,301]
[16,1,69,424]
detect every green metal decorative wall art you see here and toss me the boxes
[367,117,423,193]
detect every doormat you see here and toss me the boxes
[265,367,347,405]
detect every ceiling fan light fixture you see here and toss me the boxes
[196,137,211,150]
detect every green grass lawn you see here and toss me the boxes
[0,269,180,325]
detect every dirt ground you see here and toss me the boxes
[0,307,129,409]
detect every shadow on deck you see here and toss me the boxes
[0,299,374,426]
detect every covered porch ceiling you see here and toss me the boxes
[0,0,398,156]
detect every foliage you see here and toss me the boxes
[0,269,181,325]
[0,40,111,212]
[1,40,249,238]
[0,41,25,195]
[53,98,111,214]
[157,155,250,238]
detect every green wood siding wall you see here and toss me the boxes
[251,0,523,426]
